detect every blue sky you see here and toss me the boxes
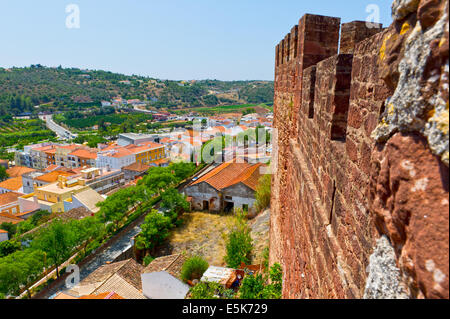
[0,0,393,81]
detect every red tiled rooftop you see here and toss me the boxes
[191,160,266,191]
[0,192,23,206]
[5,166,36,178]
[0,177,23,191]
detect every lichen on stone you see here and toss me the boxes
[392,0,420,21]
[363,236,410,299]
[372,3,449,165]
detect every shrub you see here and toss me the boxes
[239,273,266,299]
[255,174,271,212]
[239,263,283,299]
[181,256,209,283]
[224,219,253,269]
[189,282,228,299]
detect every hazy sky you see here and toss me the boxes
[0,0,393,81]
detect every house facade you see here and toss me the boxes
[184,161,266,214]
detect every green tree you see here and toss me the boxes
[135,210,172,252]
[140,166,177,195]
[31,219,76,278]
[0,166,8,182]
[0,240,21,258]
[97,186,142,231]
[160,188,190,222]
[169,162,196,182]
[71,217,104,256]
[0,249,45,298]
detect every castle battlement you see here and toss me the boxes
[271,1,449,299]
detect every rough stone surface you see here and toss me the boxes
[363,236,410,299]
[271,3,449,300]
[373,0,449,166]
[370,132,449,299]
[392,0,420,21]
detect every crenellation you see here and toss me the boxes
[271,5,449,299]
[340,21,384,54]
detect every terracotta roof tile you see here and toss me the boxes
[0,191,23,206]
[0,177,23,191]
[69,149,98,159]
[35,170,77,183]
[5,166,36,178]
[142,254,186,280]
[123,162,150,172]
[190,161,266,191]
[79,292,124,299]
[0,212,24,224]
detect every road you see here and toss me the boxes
[39,114,78,140]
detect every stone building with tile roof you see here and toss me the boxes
[184,160,267,213]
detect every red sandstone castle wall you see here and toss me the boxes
[270,1,449,299]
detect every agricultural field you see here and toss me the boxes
[0,117,56,159]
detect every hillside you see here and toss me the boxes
[0,65,274,116]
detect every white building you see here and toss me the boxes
[96,148,136,170]
[0,229,8,242]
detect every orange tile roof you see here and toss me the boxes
[0,177,23,191]
[138,141,165,149]
[15,210,35,217]
[190,161,266,191]
[124,144,151,154]
[213,126,226,133]
[152,158,170,165]
[160,137,174,143]
[34,145,57,152]
[109,148,134,158]
[0,192,23,206]
[58,144,82,151]
[35,170,77,183]
[5,166,36,178]
[69,148,98,159]
[0,229,7,233]
[0,212,24,224]
[123,162,150,172]
[53,292,78,300]
[79,292,124,299]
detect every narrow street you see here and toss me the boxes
[34,163,213,299]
